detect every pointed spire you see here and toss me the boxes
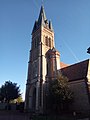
[32,20,38,33]
[49,20,53,31]
[52,47,57,52]
[38,5,47,26]
[32,5,54,33]
[40,12,45,26]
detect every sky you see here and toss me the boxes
[0,0,90,100]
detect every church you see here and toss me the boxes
[25,5,90,113]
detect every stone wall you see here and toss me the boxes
[69,79,90,112]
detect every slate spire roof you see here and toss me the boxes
[32,5,53,33]
[38,5,46,25]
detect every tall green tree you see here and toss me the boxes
[47,74,73,113]
[0,81,21,103]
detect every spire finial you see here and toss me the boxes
[38,4,46,25]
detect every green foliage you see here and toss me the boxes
[10,96,23,103]
[47,74,73,112]
[15,96,23,103]
[50,74,73,102]
[0,80,21,103]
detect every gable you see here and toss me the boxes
[60,62,69,68]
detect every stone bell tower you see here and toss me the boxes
[25,5,60,113]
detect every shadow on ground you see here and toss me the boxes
[0,110,90,120]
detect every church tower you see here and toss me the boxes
[25,5,60,113]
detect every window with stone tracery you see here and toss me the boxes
[45,36,48,46]
[45,36,52,48]
[48,37,51,47]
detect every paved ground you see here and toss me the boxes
[0,111,31,120]
[77,118,90,120]
[0,111,90,120]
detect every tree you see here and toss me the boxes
[47,74,73,113]
[87,47,90,54]
[10,96,23,103]
[0,81,21,103]
[15,96,23,103]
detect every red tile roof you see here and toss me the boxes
[61,59,89,81]
[60,62,69,68]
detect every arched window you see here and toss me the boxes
[45,36,48,46]
[48,37,51,47]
